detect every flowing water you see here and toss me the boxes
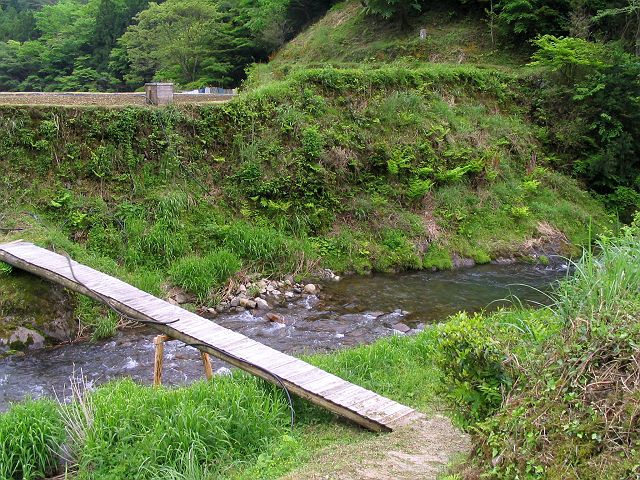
[0,263,566,410]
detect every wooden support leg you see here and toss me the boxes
[201,352,213,380]
[153,334,169,386]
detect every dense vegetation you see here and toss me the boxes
[1,0,638,209]
[0,0,340,90]
[440,216,640,479]
[1,0,640,478]
[2,217,638,479]
[0,65,607,323]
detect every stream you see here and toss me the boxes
[0,263,567,410]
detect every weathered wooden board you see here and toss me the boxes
[0,240,422,432]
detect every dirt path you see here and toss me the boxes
[282,415,470,480]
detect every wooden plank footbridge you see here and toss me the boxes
[0,240,421,432]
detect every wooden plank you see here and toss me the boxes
[0,241,421,433]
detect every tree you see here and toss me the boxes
[118,0,249,87]
[496,0,570,41]
[592,0,640,55]
[362,0,423,27]
[532,35,640,218]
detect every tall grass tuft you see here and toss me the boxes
[553,217,640,324]
[169,250,242,300]
[212,222,314,274]
[76,377,289,478]
[0,399,64,480]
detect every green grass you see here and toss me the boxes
[254,0,529,84]
[0,399,64,480]
[0,329,442,479]
[169,250,242,301]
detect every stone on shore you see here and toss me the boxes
[255,298,269,310]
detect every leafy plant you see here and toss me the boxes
[169,250,242,300]
[433,312,511,427]
[0,261,12,276]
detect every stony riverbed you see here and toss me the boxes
[0,263,567,409]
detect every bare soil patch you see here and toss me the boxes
[282,415,470,480]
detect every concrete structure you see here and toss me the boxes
[145,83,174,105]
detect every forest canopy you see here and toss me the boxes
[0,0,338,90]
[0,0,638,90]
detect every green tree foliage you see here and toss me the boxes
[0,0,40,42]
[531,35,640,219]
[0,0,337,90]
[496,0,570,40]
[118,0,271,87]
[362,0,423,25]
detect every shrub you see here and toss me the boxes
[0,261,12,276]
[469,217,640,478]
[407,178,434,201]
[169,250,242,300]
[432,313,511,427]
[300,126,324,160]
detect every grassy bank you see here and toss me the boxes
[0,328,442,480]
[2,218,638,479]
[249,1,528,88]
[0,61,609,341]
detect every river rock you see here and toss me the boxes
[5,327,45,350]
[237,284,247,294]
[215,367,232,376]
[174,293,188,304]
[492,257,517,265]
[1,276,77,348]
[230,297,240,307]
[284,291,295,299]
[266,312,285,324]
[304,284,317,294]
[239,298,257,309]
[392,322,411,333]
[452,254,476,268]
[255,298,269,310]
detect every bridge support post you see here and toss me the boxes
[153,334,168,386]
[153,334,214,385]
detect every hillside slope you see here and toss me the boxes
[249,1,527,86]
[0,2,609,342]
